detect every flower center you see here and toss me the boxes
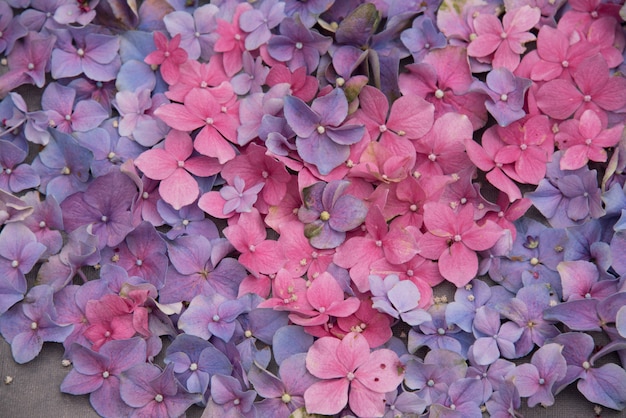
[281,393,292,403]
[316,125,325,134]
[28,63,35,70]
[30,322,38,330]
[500,93,508,102]
[212,314,220,322]
[583,95,591,102]
[437,327,445,335]
[154,394,164,402]
[346,372,355,381]
[379,124,387,132]
[561,60,569,68]
[435,89,444,99]
[320,211,330,221]
[538,378,545,385]
[295,42,303,49]
[102,371,110,378]
[177,160,185,168]
[453,234,462,242]
[190,363,198,371]
[11,260,18,268]
[244,330,253,338]
[77,48,85,56]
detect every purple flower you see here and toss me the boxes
[267,17,332,72]
[119,362,201,416]
[506,343,567,407]
[230,51,269,95]
[471,306,523,365]
[20,191,64,258]
[60,170,137,250]
[60,338,147,418]
[548,332,626,410]
[178,293,248,342]
[0,285,73,363]
[401,16,447,62]
[206,374,257,416]
[0,139,40,192]
[471,67,531,127]
[284,88,364,174]
[528,152,605,228]
[159,234,246,303]
[165,5,219,60]
[164,333,232,397]
[0,2,27,56]
[0,223,46,314]
[50,26,121,81]
[408,303,475,357]
[404,349,468,404]
[239,0,285,51]
[496,284,560,357]
[369,274,432,326]
[297,180,368,249]
[283,0,335,28]
[100,221,168,289]
[219,175,265,215]
[41,82,108,134]
[0,31,56,97]
[249,353,318,417]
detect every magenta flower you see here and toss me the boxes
[419,202,503,287]
[506,343,567,407]
[154,87,239,164]
[144,32,188,85]
[41,82,108,134]
[213,3,251,77]
[287,271,360,327]
[304,332,404,417]
[135,130,221,210]
[467,5,541,71]
[284,88,365,175]
[556,109,623,170]
[223,208,286,276]
[536,54,626,121]
[298,180,368,250]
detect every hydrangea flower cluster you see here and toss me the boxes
[1,0,626,417]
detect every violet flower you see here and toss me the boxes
[61,338,147,418]
[471,67,531,127]
[0,222,46,314]
[0,139,40,192]
[285,88,365,175]
[163,4,220,61]
[178,293,249,342]
[400,16,447,63]
[506,343,567,407]
[41,82,108,134]
[0,285,73,364]
[297,180,367,249]
[119,362,202,416]
[239,0,285,51]
[267,16,332,72]
[369,274,432,326]
[50,26,121,81]
[164,333,232,397]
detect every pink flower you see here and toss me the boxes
[467,5,541,71]
[492,115,555,185]
[288,271,360,327]
[419,202,504,287]
[536,54,626,121]
[144,32,188,85]
[134,130,221,210]
[214,3,252,76]
[154,87,240,164]
[304,332,404,417]
[556,109,623,170]
[223,208,285,276]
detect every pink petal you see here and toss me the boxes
[164,130,193,161]
[387,95,434,139]
[159,169,199,210]
[304,379,349,415]
[358,86,389,125]
[559,145,589,170]
[348,379,387,418]
[486,168,522,202]
[467,34,501,58]
[536,80,582,120]
[194,126,236,164]
[134,149,176,180]
[438,242,478,287]
[306,336,346,379]
[197,191,230,219]
[240,239,285,275]
[154,103,203,131]
[337,332,370,372]
[354,348,403,393]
